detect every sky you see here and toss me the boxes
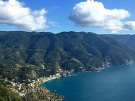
[0,0,135,34]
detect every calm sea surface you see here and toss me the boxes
[43,64,135,101]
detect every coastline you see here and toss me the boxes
[43,71,74,83]
[43,62,135,84]
[6,62,134,98]
[43,63,135,101]
[43,67,107,84]
[43,74,61,83]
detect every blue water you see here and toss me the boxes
[43,64,135,101]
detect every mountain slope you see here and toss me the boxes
[0,84,21,101]
[0,31,135,83]
[104,34,135,50]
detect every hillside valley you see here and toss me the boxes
[0,31,135,81]
[0,31,135,100]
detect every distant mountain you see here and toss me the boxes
[0,31,135,83]
[104,34,135,50]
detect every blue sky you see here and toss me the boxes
[0,0,135,34]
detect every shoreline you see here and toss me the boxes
[43,75,60,83]
[6,63,134,99]
[42,67,106,84]
[42,61,135,84]
[7,62,134,97]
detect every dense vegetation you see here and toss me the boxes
[0,31,135,101]
[0,82,63,101]
[104,34,135,50]
[0,31,135,83]
[0,84,21,101]
[21,84,63,101]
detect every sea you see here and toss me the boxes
[43,64,135,101]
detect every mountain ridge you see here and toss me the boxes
[0,31,135,101]
[104,34,135,50]
[0,31,135,83]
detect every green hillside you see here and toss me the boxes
[0,31,134,83]
[104,34,135,50]
[0,84,21,101]
[0,31,135,101]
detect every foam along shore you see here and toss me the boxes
[43,73,61,83]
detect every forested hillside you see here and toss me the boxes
[104,34,135,50]
[0,31,134,83]
[0,31,135,101]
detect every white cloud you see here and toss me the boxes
[48,21,61,27]
[0,0,48,31]
[69,0,131,33]
[104,20,123,33]
[123,21,135,30]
